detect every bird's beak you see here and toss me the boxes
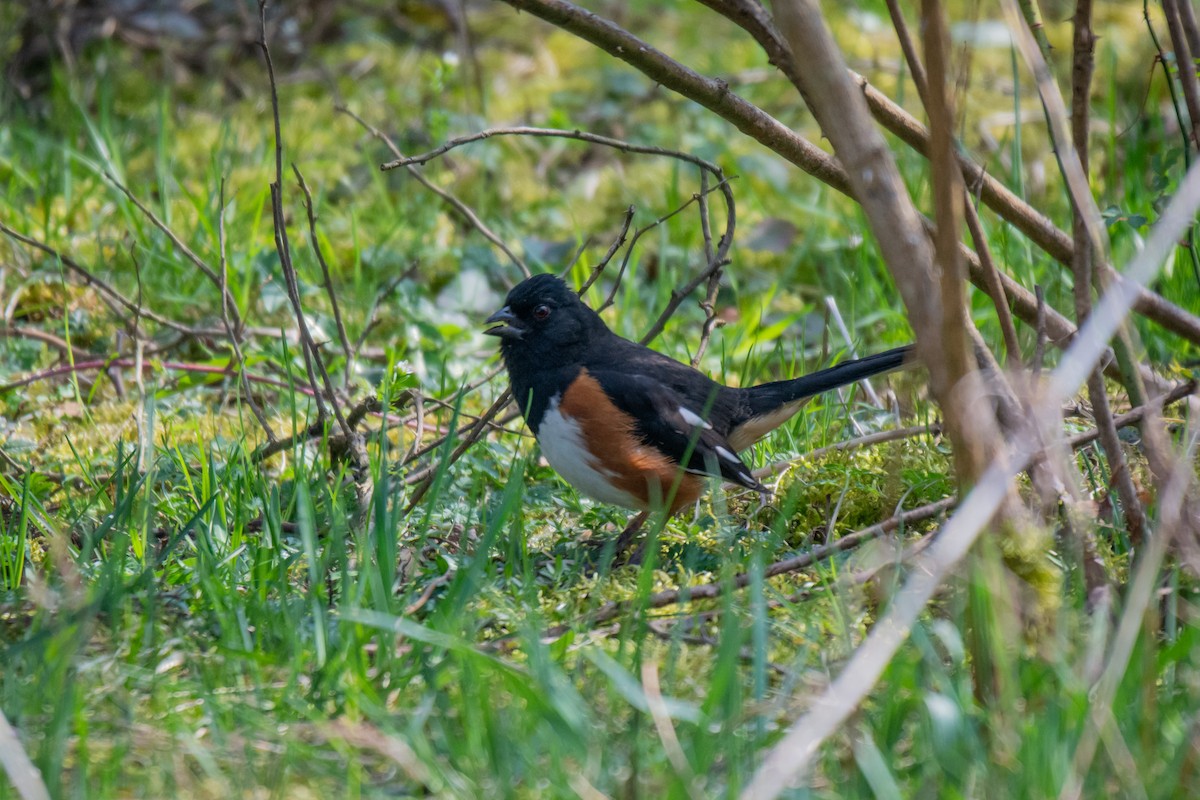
[484,305,524,339]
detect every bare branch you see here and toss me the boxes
[336,104,531,279]
[0,708,49,800]
[103,171,243,334]
[703,0,1200,346]
[531,496,957,643]
[0,221,213,338]
[742,158,1200,800]
[293,165,356,388]
[1164,0,1200,149]
[258,0,347,439]
[1069,0,1147,542]
[217,178,276,442]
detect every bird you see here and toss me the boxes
[484,273,912,547]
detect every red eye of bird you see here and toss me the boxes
[533,304,551,321]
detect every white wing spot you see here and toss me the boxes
[715,446,739,463]
[678,406,712,429]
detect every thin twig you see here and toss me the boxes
[752,424,941,480]
[0,326,75,354]
[691,172,726,367]
[253,394,407,463]
[0,221,212,337]
[378,121,737,337]
[701,0,1200,346]
[884,0,1022,366]
[1068,0,1147,543]
[335,105,530,278]
[293,165,356,388]
[258,0,348,440]
[1164,0,1200,149]
[217,178,276,441]
[741,155,1200,800]
[0,357,307,395]
[577,205,635,294]
[103,171,242,334]
[598,177,734,317]
[404,389,513,508]
[1065,380,1196,450]
[535,496,957,642]
[384,126,726,175]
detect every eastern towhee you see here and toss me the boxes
[485,274,911,533]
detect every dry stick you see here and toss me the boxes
[0,326,75,353]
[599,183,729,312]
[103,172,243,335]
[0,707,49,800]
[752,424,940,479]
[1065,379,1197,449]
[293,166,355,388]
[260,6,374,518]
[1166,0,1200,148]
[399,366,512,465]
[964,200,1023,365]
[383,125,737,336]
[402,406,525,466]
[254,394,405,463]
[883,0,1022,366]
[258,1,347,441]
[0,221,210,338]
[922,0,994,485]
[538,496,957,641]
[335,105,530,279]
[1005,0,1154,415]
[1178,0,1200,68]
[403,389,513,508]
[578,205,635,294]
[1171,0,1200,149]
[700,0,1200,347]
[495,0,1182,381]
[386,126,729,176]
[740,158,1200,800]
[1059,422,1200,800]
[0,358,307,394]
[1069,0,1148,543]
[691,172,726,367]
[217,179,276,442]
[599,178,734,319]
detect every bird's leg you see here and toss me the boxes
[613,511,649,556]
[580,511,649,570]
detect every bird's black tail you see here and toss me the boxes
[741,344,914,418]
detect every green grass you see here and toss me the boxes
[3,1,1200,797]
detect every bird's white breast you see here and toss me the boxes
[537,397,644,510]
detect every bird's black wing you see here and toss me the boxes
[587,369,767,493]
